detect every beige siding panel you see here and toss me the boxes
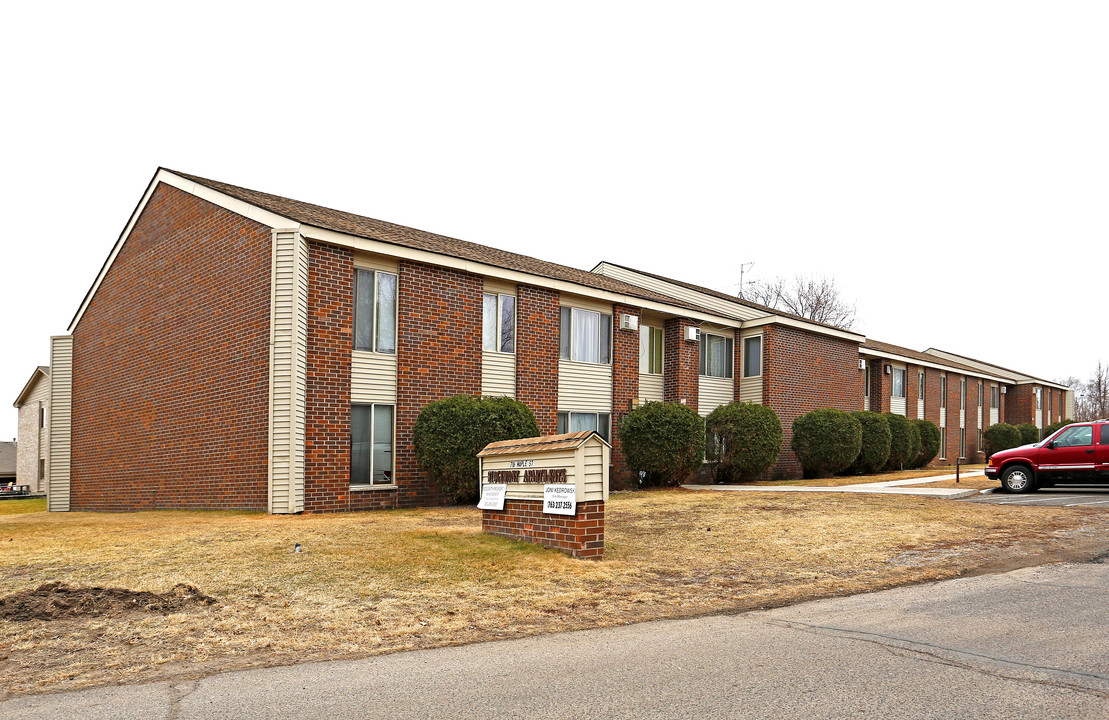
[481,450,579,502]
[594,263,764,321]
[978,407,983,429]
[482,351,516,398]
[917,399,925,418]
[740,376,762,404]
[47,336,72,512]
[483,277,516,295]
[352,251,399,273]
[268,230,309,515]
[990,408,999,426]
[560,292,613,315]
[890,397,907,416]
[558,360,612,412]
[352,351,398,404]
[699,376,734,417]
[639,373,664,403]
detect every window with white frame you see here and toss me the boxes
[865,369,871,399]
[557,411,611,441]
[1035,387,1042,410]
[892,368,906,398]
[960,428,966,458]
[560,307,612,364]
[991,386,1000,408]
[351,404,394,485]
[742,336,762,378]
[940,376,948,409]
[940,428,947,459]
[639,326,663,375]
[961,378,966,410]
[919,372,925,400]
[354,269,398,353]
[978,381,983,407]
[482,293,516,353]
[699,332,733,379]
[977,428,983,449]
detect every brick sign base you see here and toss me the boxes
[482,499,604,559]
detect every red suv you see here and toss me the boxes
[986,420,1109,492]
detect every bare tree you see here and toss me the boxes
[1085,361,1109,420]
[744,275,857,330]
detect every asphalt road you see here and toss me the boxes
[6,559,1109,720]
[968,484,1109,507]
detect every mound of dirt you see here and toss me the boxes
[0,582,217,621]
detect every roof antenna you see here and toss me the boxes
[737,262,754,298]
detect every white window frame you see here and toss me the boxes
[482,292,516,354]
[977,381,983,408]
[742,335,762,378]
[351,403,396,487]
[557,411,612,441]
[699,332,734,379]
[960,428,966,459]
[940,375,948,410]
[1035,387,1042,410]
[892,368,907,399]
[940,428,947,460]
[560,306,612,365]
[918,372,925,400]
[961,378,967,410]
[639,325,663,375]
[354,269,399,355]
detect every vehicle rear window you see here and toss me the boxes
[1103,425,1109,445]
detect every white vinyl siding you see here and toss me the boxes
[352,351,398,404]
[593,263,765,321]
[699,376,733,417]
[939,374,947,428]
[960,378,967,429]
[917,371,925,419]
[558,360,613,413]
[47,336,73,512]
[639,373,665,403]
[481,351,516,398]
[268,229,309,514]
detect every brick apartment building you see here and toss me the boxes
[41,169,1073,512]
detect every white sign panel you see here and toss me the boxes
[477,483,507,511]
[543,484,576,516]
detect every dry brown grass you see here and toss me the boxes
[1,490,1105,698]
[903,475,998,490]
[729,464,987,488]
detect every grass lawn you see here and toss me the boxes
[727,464,988,488]
[1,490,1105,697]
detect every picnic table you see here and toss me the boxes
[0,484,31,497]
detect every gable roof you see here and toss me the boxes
[12,366,49,408]
[168,170,704,313]
[861,340,1011,383]
[477,430,610,456]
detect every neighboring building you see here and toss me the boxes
[0,441,16,486]
[12,366,50,493]
[40,168,1075,513]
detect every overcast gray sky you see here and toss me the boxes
[2,2,1106,440]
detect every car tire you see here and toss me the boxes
[1001,465,1036,493]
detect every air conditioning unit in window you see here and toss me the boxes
[619,314,639,332]
[1001,387,1007,394]
[685,327,700,342]
[884,364,892,374]
[859,359,866,370]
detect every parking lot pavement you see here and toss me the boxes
[965,485,1109,507]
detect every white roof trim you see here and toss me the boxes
[12,367,50,408]
[860,348,1010,384]
[299,224,744,328]
[739,314,865,343]
[922,348,1070,390]
[67,169,296,333]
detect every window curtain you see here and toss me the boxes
[375,273,397,354]
[572,308,600,363]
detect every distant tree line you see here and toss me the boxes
[1058,361,1109,421]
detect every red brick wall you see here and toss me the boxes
[395,260,483,507]
[70,183,271,511]
[516,285,559,435]
[482,499,604,559]
[1007,385,1034,427]
[943,373,962,462]
[868,361,891,414]
[663,318,699,410]
[906,365,921,420]
[610,304,641,487]
[763,325,862,479]
[965,376,980,461]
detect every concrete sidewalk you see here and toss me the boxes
[685,470,987,499]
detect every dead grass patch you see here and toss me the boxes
[0,490,1105,697]
[729,465,987,487]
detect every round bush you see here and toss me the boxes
[983,423,1022,457]
[413,395,539,503]
[705,402,783,483]
[908,421,922,466]
[912,419,941,467]
[845,411,891,475]
[1016,423,1039,446]
[883,413,917,470]
[619,402,706,487]
[791,408,862,478]
[1042,418,1075,441]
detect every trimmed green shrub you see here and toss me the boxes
[414,395,540,503]
[1016,423,1039,446]
[791,408,862,478]
[620,402,706,487]
[912,419,941,467]
[705,402,783,483]
[908,421,922,467]
[844,411,891,475]
[1042,418,1075,441]
[983,423,1022,457]
[883,413,917,470]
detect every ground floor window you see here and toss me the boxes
[960,428,966,459]
[940,428,947,460]
[352,404,394,485]
[977,428,983,450]
[557,411,611,441]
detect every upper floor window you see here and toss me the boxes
[991,386,1000,409]
[918,372,925,400]
[892,368,906,398]
[1035,387,1042,410]
[482,293,515,353]
[961,379,967,410]
[699,332,733,379]
[742,336,762,378]
[639,326,663,375]
[560,307,611,364]
[940,376,948,407]
[39,407,45,429]
[978,381,983,407]
[865,369,871,398]
[354,269,397,354]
